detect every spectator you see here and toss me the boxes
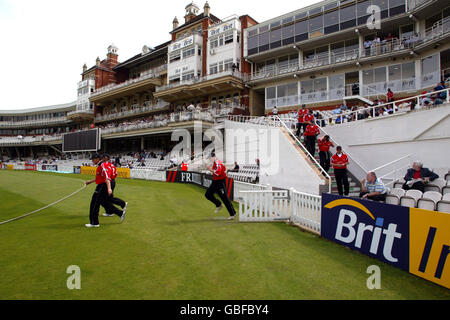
[434,81,447,100]
[402,161,439,193]
[318,135,334,173]
[331,146,350,196]
[228,162,240,173]
[360,172,387,202]
[387,88,394,104]
[272,106,278,116]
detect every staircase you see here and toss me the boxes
[295,134,361,197]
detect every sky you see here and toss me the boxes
[0,0,319,110]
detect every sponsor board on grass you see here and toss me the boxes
[321,193,450,289]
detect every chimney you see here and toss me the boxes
[96,57,101,67]
[173,16,179,30]
[204,1,210,17]
[82,63,87,73]
[106,44,119,68]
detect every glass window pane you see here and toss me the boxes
[259,32,269,45]
[363,69,374,84]
[248,36,258,50]
[267,86,276,99]
[314,78,327,91]
[301,80,313,93]
[309,15,323,31]
[309,6,323,15]
[324,1,338,11]
[340,5,356,21]
[277,84,287,97]
[282,16,294,24]
[389,64,402,80]
[248,29,258,37]
[372,0,388,10]
[295,20,308,35]
[402,62,415,79]
[287,83,298,96]
[270,20,281,29]
[270,28,282,43]
[324,10,339,27]
[389,0,404,8]
[295,12,307,20]
[357,1,371,17]
[259,25,269,33]
[282,24,294,39]
[375,67,386,82]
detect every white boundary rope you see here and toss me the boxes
[0,182,87,226]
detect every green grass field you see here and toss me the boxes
[0,170,448,300]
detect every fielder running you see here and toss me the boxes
[84,154,126,228]
[101,154,128,218]
[205,153,236,220]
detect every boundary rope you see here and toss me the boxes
[0,182,87,225]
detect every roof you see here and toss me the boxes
[171,13,221,34]
[113,40,171,70]
[0,101,76,115]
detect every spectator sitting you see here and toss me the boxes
[402,161,439,193]
[420,91,433,107]
[228,162,240,173]
[360,172,387,202]
[434,81,447,100]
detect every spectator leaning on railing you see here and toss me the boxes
[360,172,387,202]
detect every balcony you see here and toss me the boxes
[0,134,63,147]
[90,65,167,103]
[0,116,71,129]
[67,109,94,122]
[154,70,248,102]
[95,101,169,123]
[249,18,450,84]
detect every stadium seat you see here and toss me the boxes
[385,188,405,205]
[400,189,423,208]
[436,194,450,213]
[425,178,447,193]
[417,191,442,211]
[445,173,450,182]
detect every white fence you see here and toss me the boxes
[130,169,166,181]
[233,181,271,202]
[239,190,291,222]
[238,188,322,235]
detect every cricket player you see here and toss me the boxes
[84,154,125,228]
[101,154,128,218]
[205,152,236,220]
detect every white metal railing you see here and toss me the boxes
[239,190,290,222]
[156,70,248,92]
[227,115,282,127]
[319,88,450,126]
[370,154,412,187]
[95,101,169,122]
[91,65,167,96]
[290,190,321,234]
[276,116,332,193]
[67,109,94,116]
[0,134,63,146]
[233,181,271,202]
[0,116,70,128]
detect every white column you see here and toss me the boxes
[415,59,421,90]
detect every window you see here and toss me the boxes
[270,28,282,49]
[224,59,233,71]
[340,5,356,29]
[210,38,218,49]
[209,63,218,75]
[282,24,295,45]
[182,72,195,81]
[223,32,233,45]
[169,51,181,63]
[182,47,195,59]
[309,14,324,33]
[258,32,270,52]
[295,20,308,42]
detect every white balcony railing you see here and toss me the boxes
[0,116,70,128]
[0,134,63,146]
[67,109,94,117]
[156,70,248,93]
[95,101,169,122]
[91,64,167,97]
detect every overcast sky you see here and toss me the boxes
[0,0,319,110]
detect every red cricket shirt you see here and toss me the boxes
[96,162,111,184]
[303,124,320,137]
[212,160,227,180]
[331,153,349,170]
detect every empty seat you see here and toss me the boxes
[425,178,447,193]
[437,194,450,213]
[445,173,450,182]
[385,188,405,206]
[400,189,423,208]
[417,191,442,211]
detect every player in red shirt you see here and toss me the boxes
[318,135,334,173]
[84,154,124,228]
[303,121,320,157]
[296,104,309,137]
[205,152,236,220]
[101,154,127,219]
[331,146,350,196]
